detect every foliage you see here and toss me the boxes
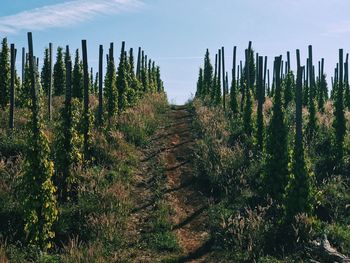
[285,67,314,222]
[21,81,58,250]
[203,49,213,97]
[53,47,66,96]
[116,43,130,112]
[326,223,350,255]
[0,38,10,109]
[283,71,295,108]
[243,88,253,136]
[333,79,346,168]
[104,52,117,118]
[41,48,51,95]
[209,201,273,262]
[72,49,83,100]
[196,68,203,97]
[263,59,289,204]
[53,98,83,201]
[230,73,238,114]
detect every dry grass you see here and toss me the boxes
[0,245,9,263]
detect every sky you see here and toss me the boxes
[1,0,350,104]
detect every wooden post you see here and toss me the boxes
[65,45,72,107]
[90,67,93,93]
[339,49,344,97]
[285,61,288,75]
[275,56,282,97]
[256,52,259,87]
[82,40,90,161]
[9,44,16,130]
[48,43,53,121]
[321,58,324,77]
[267,69,270,96]
[314,66,317,99]
[136,47,141,80]
[281,60,284,79]
[218,49,221,100]
[306,58,309,85]
[232,46,236,91]
[263,56,267,98]
[272,59,276,96]
[225,72,229,98]
[246,41,252,98]
[98,45,103,125]
[336,63,339,83]
[318,61,321,81]
[222,46,226,110]
[237,64,239,89]
[345,55,349,91]
[308,45,314,98]
[240,60,244,111]
[257,56,264,150]
[255,52,259,98]
[27,32,39,135]
[21,47,25,84]
[296,49,303,146]
[141,50,145,71]
[215,53,218,79]
[110,42,114,60]
[214,53,218,91]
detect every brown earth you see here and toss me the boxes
[123,105,213,262]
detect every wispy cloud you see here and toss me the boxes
[0,0,143,34]
[323,20,350,36]
[154,56,203,61]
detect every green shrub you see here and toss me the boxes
[0,132,26,158]
[209,201,273,262]
[317,176,350,224]
[326,224,350,255]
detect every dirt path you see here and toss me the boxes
[125,105,212,262]
[164,106,212,262]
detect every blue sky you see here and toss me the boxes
[1,0,350,104]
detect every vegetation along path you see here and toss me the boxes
[126,105,212,262]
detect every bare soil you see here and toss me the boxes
[124,105,213,262]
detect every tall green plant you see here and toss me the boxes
[41,48,51,95]
[53,49,82,202]
[285,56,313,221]
[243,49,253,136]
[283,71,295,108]
[333,49,346,170]
[203,49,213,97]
[230,47,238,114]
[116,42,130,112]
[22,32,58,250]
[306,47,317,140]
[196,68,204,97]
[256,56,264,151]
[105,44,117,118]
[263,56,289,203]
[53,47,66,95]
[0,37,10,108]
[72,49,83,99]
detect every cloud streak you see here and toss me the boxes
[323,20,350,36]
[0,0,143,34]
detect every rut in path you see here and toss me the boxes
[127,105,212,262]
[164,105,212,262]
